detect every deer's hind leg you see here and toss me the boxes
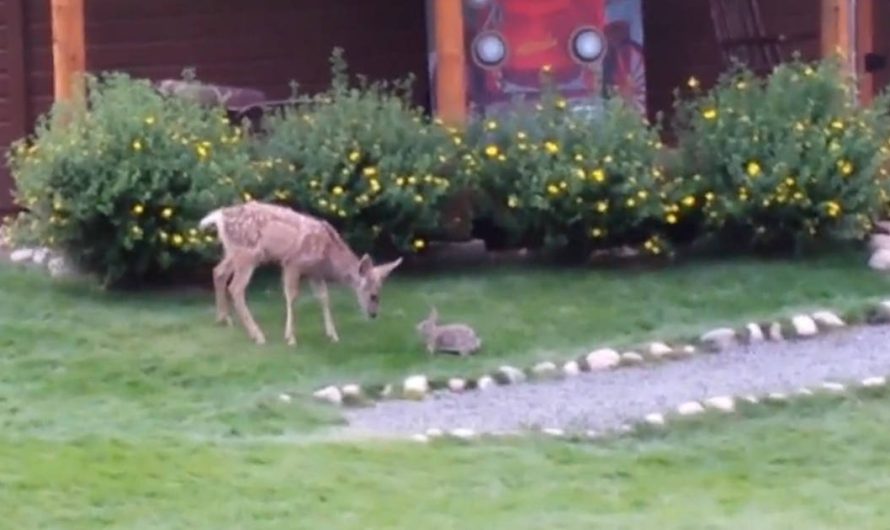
[310,279,339,343]
[228,257,265,345]
[213,256,235,327]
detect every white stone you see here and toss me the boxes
[584,430,599,439]
[620,352,645,365]
[768,322,784,341]
[704,396,735,412]
[425,428,444,438]
[585,348,621,371]
[411,434,430,443]
[380,384,394,399]
[542,428,565,437]
[746,323,765,343]
[341,384,361,398]
[644,413,666,426]
[617,424,634,434]
[862,376,887,388]
[791,315,818,337]
[476,375,495,390]
[9,248,34,263]
[796,387,814,396]
[700,328,737,351]
[448,378,467,392]
[312,386,343,405]
[531,361,558,378]
[31,247,50,266]
[812,311,845,329]
[498,365,526,384]
[681,345,697,355]
[403,375,429,400]
[449,428,476,440]
[677,401,705,416]
[767,392,788,402]
[742,395,760,404]
[278,393,292,403]
[648,342,673,358]
[869,249,890,271]
[563,360,581,376]
[821,382,846,393]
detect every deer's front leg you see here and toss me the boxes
[283,268,301,347]
[310,279,340,343]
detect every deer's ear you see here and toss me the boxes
[374,257,403,280]
[357,254,374,276]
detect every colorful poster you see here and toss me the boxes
[426,0,646,116]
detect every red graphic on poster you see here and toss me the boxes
[464,0,607,109]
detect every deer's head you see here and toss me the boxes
[353,255,403,319]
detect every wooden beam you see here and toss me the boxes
[433,0,467,126]
[51,0,86,103]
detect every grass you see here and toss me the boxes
[5,395,890,529]
[2,250,889,438]
[4,250,890,528]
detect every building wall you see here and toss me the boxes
[0,0,825,211]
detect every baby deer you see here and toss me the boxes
[200,201,402,346]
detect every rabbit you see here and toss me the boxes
[415,306,482,357]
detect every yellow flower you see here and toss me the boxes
[196,144,209,159]
[453,136,463,145]
[507,195,519,208]
[332,186,344,195]
[132,140,143,151]
[825,201,842,217]
[310,180,319,188]
[144,116,155,125]
[736,81,747,90]
[131,225,143,237]
[408,176,418,185]
[274,189,289,200]
[396,177,406,186]
[591,168,606,182]
[338,209,347,218]
[414,195,424,203]
[485,120,498,131]
[666,213,678,224]
[555,98,567,110]
[171,234,184,246]
[637,190,648,199]
[702,108,718,120]
[591,227,604,238]
[370,179,381,192]
[687,76,700,89]
[349,150,361,163]
[574,154,584,162]
[484,145,500,158]
[574,168,586,180]
[746,161,762,177]
[546,184,560,195]
[517,131,528,140]
[682,195,696,207]
[363,166,378,177]
[161,207,174,219]
[795,122,806,132]
[705,192,715,201]
[517,143,528,151]
[131,204,144,216]
[596,201,608,213]
[497,154,507,162]
[413,238,426,251]
[242,192,253,202]
[831,120,844,130]
[626,197,636,207]
[544,141,559,154]
[838,160,854,176]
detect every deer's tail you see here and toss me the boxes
[199,209,224,231]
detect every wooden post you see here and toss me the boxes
[51,0,86,103]
[822,0,851,58]
[433,0,467,126]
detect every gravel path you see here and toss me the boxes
[345,325,890,436]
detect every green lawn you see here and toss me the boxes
[1,251,889,438]
[5,395,890,529]
[4,251,890,528]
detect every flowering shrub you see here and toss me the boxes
[464,84,670,257]
[6,73,250,285]
[673,56,890,252]
[249,50,462,255]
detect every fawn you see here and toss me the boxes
[199,201,402,346]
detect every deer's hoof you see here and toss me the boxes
[216,316,233,327]
[286,336,297,347]
[253,335,267,346]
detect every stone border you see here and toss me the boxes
[311,300,890,407]
[401,371,890,444]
